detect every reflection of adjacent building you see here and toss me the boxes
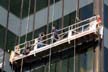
[0,48,12,72]
[104,2,108,72]
[0,48,3,69]
[0,48,4,72]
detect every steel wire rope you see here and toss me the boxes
[31,0,37,57]
[25,0,31,42]
[51,0,55,28]
[48,0,55,72]
[20,0,31,72]
[92,0,96,71]
[58,0,64,71]
[18,0,24,45]
[61,0,64,33]
[46,0,50,44]
[46,0,50,71]
[19,0,24,72]
[73,0,80,72]
[32,0,37,40]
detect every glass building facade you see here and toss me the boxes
[104,1,108,72]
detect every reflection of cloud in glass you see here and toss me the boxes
[104,0,108,6]
[0,48,3,60]
[104,27,108,49]
[104,47,108,72]
[0,48,3,68]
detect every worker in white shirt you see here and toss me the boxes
[89,15,102,33]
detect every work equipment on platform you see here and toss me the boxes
[9,16,103,64]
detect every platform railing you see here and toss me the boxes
[14,16,97,56]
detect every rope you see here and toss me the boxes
[61,0,64,32]
[1,0,10,72]
[25,0,31,42]
[46,0,50,43]
[20,0,31,72]
[59,0,64,71]
[18,0,24,44]
[20,58,24,72]
[19,0,24,71]
[73,0,80,72]
[48,0,55,72]
[18,0,24,72]
[45,1,50,67]
[51,0,55,28]
[75,0,80,21]
[32,0,37,40]
[73,32,76,72]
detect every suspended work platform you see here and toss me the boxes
[9,16,103,64]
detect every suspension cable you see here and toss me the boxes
[75,0,80,21]
[18,0,24,44]
[48,0,55,72]
[25,0,31,42]
[20,0,31,72]
[32,0,37,40]
[46,1,50,70]
[73,0,80,72]
[19,0,24,72]
[58,0,64,71]
[46,0,50,43]
[61,0,64,32]
[51,0,55,28]
[73,28,76,72]
[1,0,10,72]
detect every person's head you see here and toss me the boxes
[96,14,102,24]
[52,26,55,30]
[39,33,42,37]
[15,45,19,50]
[41,32,45,36]
[96,14,101,19]
[25,41,29,47]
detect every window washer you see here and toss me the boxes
[51,26,59,42]
[37,32,46,48]
[89,15,102,33]
[22,42,31,55]
[14,45,20,56]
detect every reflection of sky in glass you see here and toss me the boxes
[79,49,93,71]
[104,0,108,6]
[104,4,108,49]
[104,27,108,48]
[104,4,108,72]
[0,48,3,63]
